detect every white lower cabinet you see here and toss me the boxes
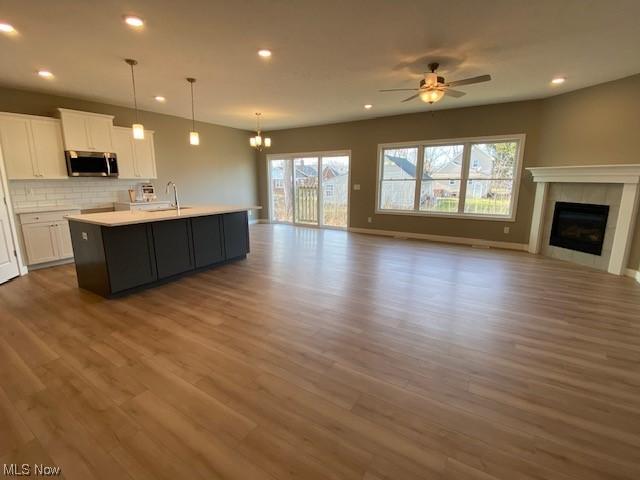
[20,210,79,266]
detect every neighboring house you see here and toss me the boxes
[271,164,348,201]
[382,148,497,209]
[323,172,348,202]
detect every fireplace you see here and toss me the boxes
[549,202,609,255]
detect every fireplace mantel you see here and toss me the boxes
[526,164,640,275]
[528,164,640,184]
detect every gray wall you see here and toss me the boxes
[0,85,258,211]
[257,101,543,244]
[257,74,640,270]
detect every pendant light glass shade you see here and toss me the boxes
[132,124,145,139]
[264,137,272,148]
[187,78,199,146]
[125,59,144,139]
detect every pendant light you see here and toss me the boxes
[125,59,144,139]
[250,113,271,151]
[186,77,199,145]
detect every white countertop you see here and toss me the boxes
[65,204,260,227]
[16,205,80,214]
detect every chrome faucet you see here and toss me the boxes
[166,181,180,213]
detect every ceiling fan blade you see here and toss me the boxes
[445,74,491,87]
[379,88,420,92]
[445,89,466,98]
[401,93,420,103]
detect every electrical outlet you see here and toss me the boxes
[503,226,510,234]
[367,217,372,223]
[82,232,88,240]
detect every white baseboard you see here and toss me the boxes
[27,258,74,271]
[348,227,528,251]
[624,268,640,284]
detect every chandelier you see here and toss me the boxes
[249,113,271,151]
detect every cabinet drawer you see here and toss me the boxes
[19,209,80,225]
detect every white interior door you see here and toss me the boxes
[0,150,20,284]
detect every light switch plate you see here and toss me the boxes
[353,184,361,190]
[82,232,88,240]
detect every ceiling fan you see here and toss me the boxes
[379,62,491,104]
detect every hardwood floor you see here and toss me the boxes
[1,223,640,480]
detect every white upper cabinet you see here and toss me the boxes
[112,126,157,179]
[112,127,136,178]
[133,131,157,179]
[29,119,67,178]
[0,113,67,179]
[58,108,114,152]
[0,115,37,179]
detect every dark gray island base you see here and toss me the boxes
[68,211,249,297]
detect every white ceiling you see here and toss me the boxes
[1,0,639,130]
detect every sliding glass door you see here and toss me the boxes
[294,157,319,225]
[321,154,349,228]
[268,151,350,229]
[268,158,293,223]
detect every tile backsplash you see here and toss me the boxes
[9,178,150,211]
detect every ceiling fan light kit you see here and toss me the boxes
[419,89,445,104]
[379,62,491,105]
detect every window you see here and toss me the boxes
[324,183,335,198]
[379,147,418,211]
[377,135,524,220]
[420,144,464,213]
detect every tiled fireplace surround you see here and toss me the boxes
[527,165,640,275]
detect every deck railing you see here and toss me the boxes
[295,186,317,223]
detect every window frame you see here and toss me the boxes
[376,134,526,222]
[266,149,352,228]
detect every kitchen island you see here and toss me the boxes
[66,205,257,297]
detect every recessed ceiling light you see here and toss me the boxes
[124,16,144,28]
[551,77,566,85]
[37,70,54,79]
[258,49,272,58]
[154,96,166,102]
[364,104,373,110]
[0,23,16,33]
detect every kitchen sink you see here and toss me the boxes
[147,206,192,212]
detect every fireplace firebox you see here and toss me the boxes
[549,202,609,255]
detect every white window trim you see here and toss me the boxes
[375,133,526,222]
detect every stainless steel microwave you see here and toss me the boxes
[65,151,119,177]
